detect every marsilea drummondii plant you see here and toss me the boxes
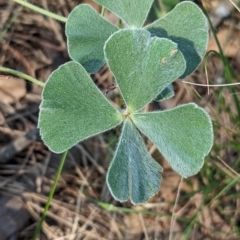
[38,0,214,204]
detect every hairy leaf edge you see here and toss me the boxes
[131,103,214,178]
[38,61,123,153]
[107,119,163,204]
[65,4,119,74]
[145,1,209,79]
[104,29,186,112]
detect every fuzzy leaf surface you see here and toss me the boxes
[145,1,208,78]
[132,103,213,178]
[94,0,154,28]
[107,120,162,204]
[38,62,122,153]
[66,4,118,73]
[104,29,186,111]
[155,84,174,101]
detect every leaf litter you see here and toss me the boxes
[0,0,240,239]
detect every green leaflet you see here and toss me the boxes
[38,62,123,153]
[104,29,186,112]
[94,0,154,28]
[155,84,174,101]
[107,119,162,204]
[145,1,209,78]
[132,103,213,178]
[66,4,118,73]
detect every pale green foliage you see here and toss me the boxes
[38,62,122,153]
[104,29,186,111]
[107,120,162,205]
[132,103,213,178]
[38,1,214,204]
[155,84,174,101]
[145,1,209,78]
[66,4,118,73]
[94,0,154,28]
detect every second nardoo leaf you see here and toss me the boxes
[94,0,154,28]
[66,4,118,73]
[145,1,209,78]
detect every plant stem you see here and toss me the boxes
[203,8,240,117]
[118,19,123,29]
[101,6,105,16]
[32,151,68,240]
[0,66,45,87]
[0,3,23,41]
[11,0,67,22]
[169,177,183,240]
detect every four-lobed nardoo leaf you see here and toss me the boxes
[94,0,154,28]
[107,119,162,204]
[132,103,213,178]
[155,84,174,102]
[66,4,118,73]
[145,1,209,78]
[104,29,186,112]
[38,61,123,153]
[38,1,213,205]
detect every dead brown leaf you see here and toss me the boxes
[0,75,26,104]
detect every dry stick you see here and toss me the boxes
[217,156,240,177]
[229,0,240,12]
[36,152,51,193]
[78,209,98,239]
[25,202,57,239]
[203,51,218,95]
[182,80,240,87]
[68,151,98,197]
[108,213,123,239]
[71,185,84,234]
[139,213,149,240]
[169,177,183,240]
[75,145,105,174]
[53,234,77,240]
[25,193,95,227]
[30,202,74,229]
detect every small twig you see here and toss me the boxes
[78,209,97,238]
[169,177,183,240]
[217,156,240,177]
[229,0,240,12]
[139,213,149,240]
[71,185,84,234]
[182,80,240,87]
[75,145,105,174]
